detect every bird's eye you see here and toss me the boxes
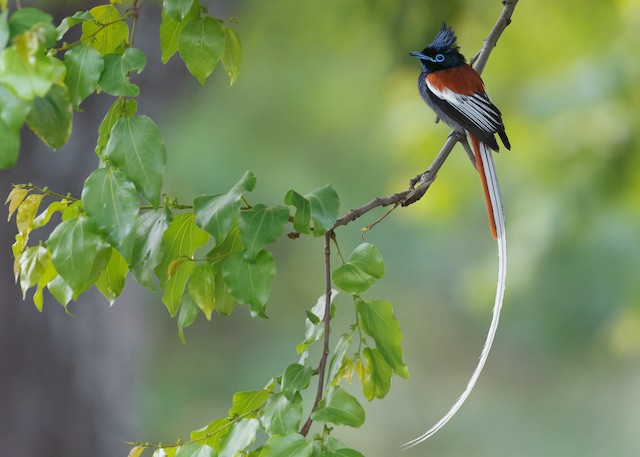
[435,54,445,62]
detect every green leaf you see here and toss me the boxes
[0,48,66,100]
[178,292,199,344]
[47,274,73,309]
[81,167,140,255]
[321,437,347,453]
[194,171,256,245]
[214,270,235,316]
[260,393,303,435]
[284,190,311,234]
[259,433,314,457]
[56,11,93,41]
[311,386,365,428]
[104,115,166,206]
[356,299,408,379]
[349,243,384,279]
[191,417,232,450]
[96,248,128,305]
[206,224,241,317]
[95,98,137,156]
[359,347,392,400]
[98,47,146,97]
[207,224,243,265]
[326,333,352,387]
[228,389,271,417]
[175,443,216,457]
[163,0,196,21]
[219,418,259,457]
[64,44,104,110]
[61,200,82,221]
[332,263,374,294]
[238,204,289,260]
[0,83,31,130]
[306,185,339,236]
[25,83,72,149]
[222,249,275,316]
[154,213,209,316]
[8,7,53,37]
[159,2,200,63]
[221,26,241,85]
[305,310,319,324]
[296,291,335,355]
[282,364,313,394]
[129,206,171,289]
[19,245,49,298]
[81,5,129,56]
[178,17,225,84]
[47,216,112,298]
[0,118,19,168]
[188,263,215,320]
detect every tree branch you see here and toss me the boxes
[300,230,334,437]
[332,0,518,230]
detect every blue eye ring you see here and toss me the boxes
[435,53,445,62]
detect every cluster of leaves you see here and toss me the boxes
[127,243,407,457]
[2,1,409,456]
[0,0,241,168]
[8,173,339,332]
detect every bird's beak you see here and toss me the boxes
[410,51,428,59]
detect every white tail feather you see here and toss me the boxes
[402,139,507,449]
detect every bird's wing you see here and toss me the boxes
[425,68,506,150]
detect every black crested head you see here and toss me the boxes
[410,21,465,72]
[429,21,459,52]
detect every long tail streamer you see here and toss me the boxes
[402,134,507,448]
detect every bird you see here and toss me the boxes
[404,21,509,448]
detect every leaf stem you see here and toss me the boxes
[20,183,78,202]
[52,16,130,54]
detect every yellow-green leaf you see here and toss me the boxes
[81,4,129,56]
[5,186,29,221]
[188,263,215,319]
[221,26,242,85]
[16,193,44,236]
[96,248,128,305]
[154,213,209,316]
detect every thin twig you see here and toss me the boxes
[129,0,140,47]
[20,183,78,202]
[300,230,334,437]
[52,17,130,53]
[331,0,518,230]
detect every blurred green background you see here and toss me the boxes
[6,0,640,455]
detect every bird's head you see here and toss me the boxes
[410,21,465,72]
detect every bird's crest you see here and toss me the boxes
[429,21,459,52]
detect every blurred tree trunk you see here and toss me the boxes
[0,2,187,456]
